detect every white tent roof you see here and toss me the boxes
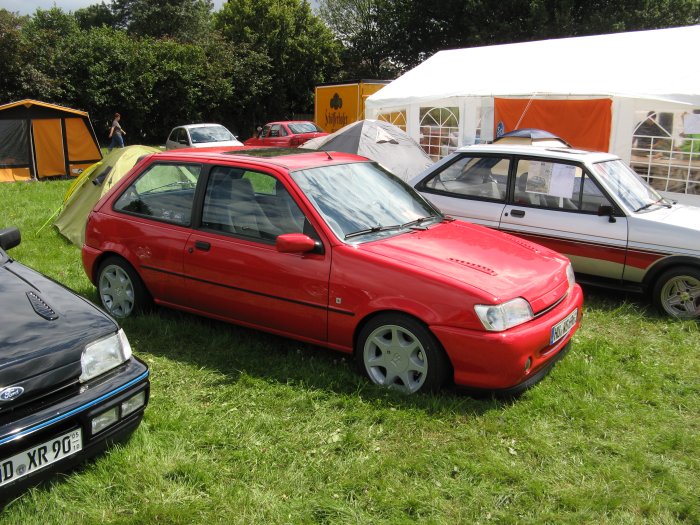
[366,25,700,109]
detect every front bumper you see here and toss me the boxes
[433,284,584,391]
[0,357,149,502]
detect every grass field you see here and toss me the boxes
[0,179,698,524]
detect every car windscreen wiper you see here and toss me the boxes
[635,198,670,212]
[401,215,439,229]
[344,224,402,240]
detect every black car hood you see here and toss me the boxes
[0,258,117,407]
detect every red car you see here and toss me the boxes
[244,121,327,148]
[82,148,583,395]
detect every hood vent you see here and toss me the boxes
[510,238,541,253]
[448,258,497,276]
[26,291,59,321]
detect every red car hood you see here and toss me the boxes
[359,220,571,310]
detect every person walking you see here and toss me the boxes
[108,113,126,151]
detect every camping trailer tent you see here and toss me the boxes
[0,99,102,182]
[365,25,700,201]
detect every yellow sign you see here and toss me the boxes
[315,81,388,133]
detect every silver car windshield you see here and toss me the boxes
[292,162,441,242]
[190,125,234,144]
[592,159,665,212]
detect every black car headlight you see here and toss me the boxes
[80,328,132,383]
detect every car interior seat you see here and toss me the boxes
[263,180,306,234]
[456,166,503,199]
[228,178,281,239]
[515,172,545,205]
[202,174,235,231]
[473,180,503,200]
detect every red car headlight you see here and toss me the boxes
[474,298,534,332]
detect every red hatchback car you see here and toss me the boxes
[244,121,327,148]
[82,148,583,395]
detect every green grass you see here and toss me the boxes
[1,180,698,524]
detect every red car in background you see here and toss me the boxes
[82,148,582,395]
[244,121,327,147]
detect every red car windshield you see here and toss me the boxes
[292,162,440,242]
[288,122,322,134]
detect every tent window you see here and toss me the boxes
[630,109,700,195]
[377,111,407,131]
[419,107,459,161]
[0,120,29,167]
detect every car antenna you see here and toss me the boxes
[324,150,333,160]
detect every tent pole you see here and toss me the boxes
[27,117,37,181]
[60,118,70,178]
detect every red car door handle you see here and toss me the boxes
[194,240,211,251]
[510,210,526,218]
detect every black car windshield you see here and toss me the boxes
[292,162,441,242]
[190,125,235,144]
[288,122,322,134]
[592,160,666,212]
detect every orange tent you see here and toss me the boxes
[0,99,102,182]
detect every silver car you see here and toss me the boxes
[411,144,700,318]
[165,123,243,150]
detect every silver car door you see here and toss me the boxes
[499,158,628,280]
[415,153,509,228]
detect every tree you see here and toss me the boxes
[74,2,118,30]
[318,0,398,79]
[110,0,214,42]
[325,0,700,74]
[18,8,81,101]
[214,0,341,128]
[54,25,269,143]
[0,10,30,100]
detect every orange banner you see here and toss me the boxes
[494,98,612,152]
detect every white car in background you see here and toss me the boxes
[411,144,700,318]
[165,123,242,150]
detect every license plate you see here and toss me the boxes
[550,308,578,345]
[0,428,82,488]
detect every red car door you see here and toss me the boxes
[107,161,203,305]
[182,164,331,341]
[266,124,289,147]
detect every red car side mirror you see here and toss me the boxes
[276,233,317,253]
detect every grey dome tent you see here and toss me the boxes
[302,119,433,182]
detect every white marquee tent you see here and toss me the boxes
[365,25,700,199]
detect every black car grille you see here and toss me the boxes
[0,378,80,426]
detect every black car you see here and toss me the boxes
[0,227,149,501]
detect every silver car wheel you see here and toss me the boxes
[99,264,136,318]
[660,274,700,318]
[363,324,428,394]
